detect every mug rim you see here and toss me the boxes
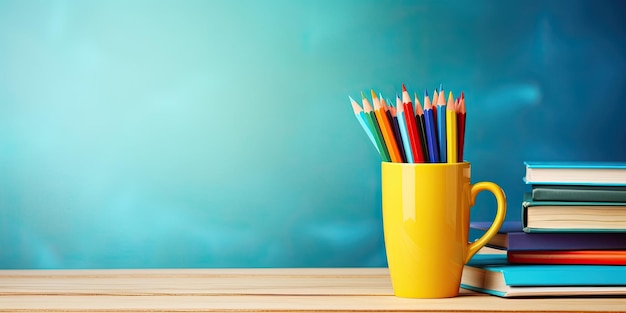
[381,161,470,166]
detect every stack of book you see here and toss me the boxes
[462,161,626,297]
[521,161,626,236]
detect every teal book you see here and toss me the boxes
[521,193,626,233]
[523,161,626,186]
[531,184,626,202]
[461,254,626,297]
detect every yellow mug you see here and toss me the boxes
[381,161,506,298]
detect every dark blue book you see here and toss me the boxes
[470,221,626,251]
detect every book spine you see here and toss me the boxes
[507,251,626,265]
[508,232,626,251]
[532,188,626,202]
[521,195,626,233]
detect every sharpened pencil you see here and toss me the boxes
[371,90,402,163]
[446,91,457,163]
[436,86,447,162]
[402,84,424,163]
[458,91,466,162]
[431,89,439,131]
[384,96,406,163]
[349,84,468,164]
[361,92,390,162]
[414,92,429,163]
[423,89,440,163]
[395,94,414,163]
[350,96,380,154]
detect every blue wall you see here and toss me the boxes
[1,0,625,268]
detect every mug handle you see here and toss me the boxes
[465,182,507,263]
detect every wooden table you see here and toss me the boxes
[1,267,625,312]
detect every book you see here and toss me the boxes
[507,250,626,265]
[521,194,626,232]
[471,221,626,251]
[508,231,626,251]
[470,221,523,250]
[461,254,626,297]
[531,184,626,202]
[523,161,626,186]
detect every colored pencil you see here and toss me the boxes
[423,89,440,163]
[414,92,429,163]
[349,96,379,154]
[361,92,390,162]
[384,96,406,163]
[349,84,467,164]
[371,90,402,163]
[402,84,424,163]
[446,91,457,163]
[457,91,466,162]
[436,86,447,162]
[395,94,414,163]
[431,89,439,129]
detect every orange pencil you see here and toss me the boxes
[371,90,402,163]
[383,96,406,163]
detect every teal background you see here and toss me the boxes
[1,0,625,268]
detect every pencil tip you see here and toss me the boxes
[424,89,429,97]
[348,95,355,102]
[360,91,366,99]
[402,84,407,92]
[461,91,465,99]
[370,89,377,99]
[439,83,443,92]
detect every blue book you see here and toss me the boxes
[461,254,626,297]
[523,161,626,186]
[470,221,626,250]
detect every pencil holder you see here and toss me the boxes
[381,161,506,298]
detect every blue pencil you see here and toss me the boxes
[423,89,440,163]
[349,96,379,154]
[436,85,447,163]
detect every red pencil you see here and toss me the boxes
[414,93,429,163]
[457,92,466,162]
[401,84,424,163]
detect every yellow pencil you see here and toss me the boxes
[446,91,457,163]
[371,90,402,163]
